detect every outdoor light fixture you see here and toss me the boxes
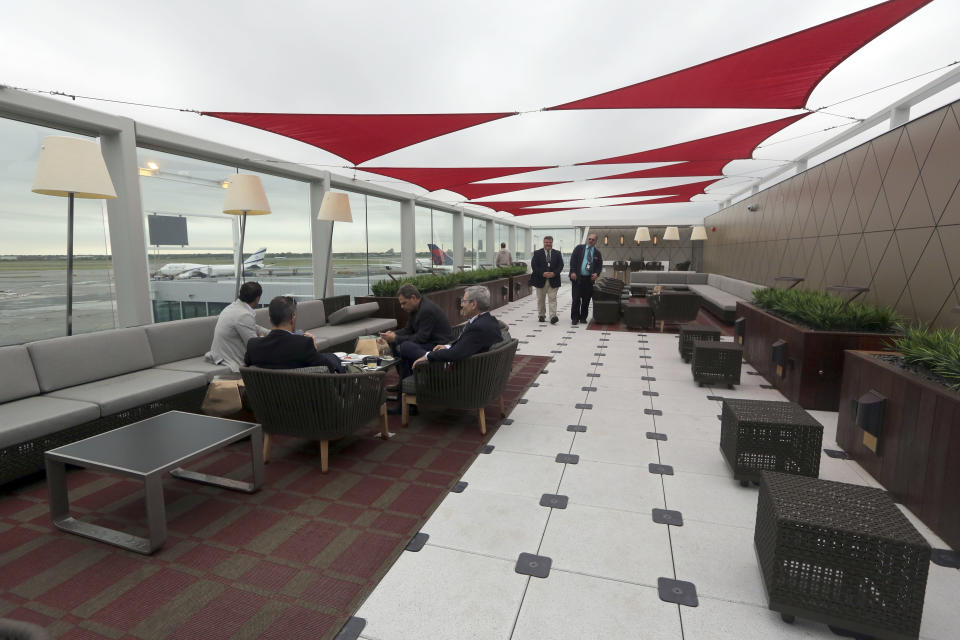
[663,226,680,241]
[855,390,886,453]
[603,235,609,246]
[690,225,707,241]
[317,191,353,296]
[619,234,625,246]
[223,174,271,299]
[32,136,117,336]
[747,204,759,212]
[734,317,745,344]
[771,339,788,377]
[146,161,159,171]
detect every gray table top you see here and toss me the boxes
[45,411,259,476]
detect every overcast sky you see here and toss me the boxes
[2,0,958,228]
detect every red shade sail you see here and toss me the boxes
[548,0,931,110]
[602,179,722,198]
[592,159,730,180]
[580,114,807,165]
[468,199,572,209]
[509,207,585,216]
[203,112,516,165]
[358,166,553,192]
[448,181,567,200]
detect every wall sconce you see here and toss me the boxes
[734,317,745,345]
[771,339,788,377]
[603,235,609,246]
[855,390,886,453]
[619,234,625,246]
[652,235,658,245]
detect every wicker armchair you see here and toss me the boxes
[401,339,519,435]
[649,291,702,331]
[0,619,51,640]
[239,366,388,472]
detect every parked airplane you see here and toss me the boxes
[155,248,267,279]
[383,244,457,275]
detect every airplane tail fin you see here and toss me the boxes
[243,248,266,269]
[428,244,453,266]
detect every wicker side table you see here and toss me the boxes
[678,323,721,362]
[755,471,930,640]
[691,340,742,388]
[624,298,653,330]
[720,399,822,485]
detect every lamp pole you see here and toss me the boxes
[66,192,75,336]
[234,211,247,299]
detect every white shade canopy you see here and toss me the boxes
[317,191,353,223]
[663,226,680,241]
[690,225,708,240]
[634,226,651,242]
[32,136,117,199]
[223,174,271,215]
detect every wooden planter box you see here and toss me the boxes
[509,273,532,301]
[837,350,960,551]
[736,302,897,411]
[356,286,466,330]
[485,277,512,310]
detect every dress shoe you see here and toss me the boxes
[538,316,546,322]
[550,316,559,324]
[571,319,579,326]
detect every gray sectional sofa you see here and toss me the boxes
[0,297,395,486]
[629,271,762,323]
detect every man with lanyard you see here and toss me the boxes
[568,233,602,326]
[530,235,563,324]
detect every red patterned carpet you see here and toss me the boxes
[0,354,549,640]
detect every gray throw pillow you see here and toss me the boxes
[327,302,379,326]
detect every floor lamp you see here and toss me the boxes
[32,136,117,336]
[223,174,271,299]
[316,192,353,297]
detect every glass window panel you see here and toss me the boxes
[432,210,454,268]
[532,228,578,266]
[366,195,402,289]
[415,205,433,272]
[469,218,488,268]
[0,118,117,345]
[331,191,368,301]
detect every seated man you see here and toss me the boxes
[205,281,269,372]
[380,283,453,379]
[244,296,343,372]
[413,285,503,367]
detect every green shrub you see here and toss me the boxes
[751,287,899,332]
[893,325,960,390]
[370,266,526,297]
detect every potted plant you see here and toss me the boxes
[836,325,960,550]
[356,266,525,328]
[736,288,899,410]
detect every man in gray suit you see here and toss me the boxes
[204,281,270,372]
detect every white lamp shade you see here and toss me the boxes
[690,225,708,241]
[223,174,271,215]
[32,136,117,199]
[317,191,353,223]
[634,226,651,242]
[663,226,680,241]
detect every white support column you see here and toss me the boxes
[452,210,465,269]
[524,228,533,260]
[99,118,153,327]
[507,225,517,259]
[890,105,910,129]
[400,199,416,275]
[485,219,496,266]
[309,175,331,297]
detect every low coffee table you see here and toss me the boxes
[624,297,653,330]
[45,411,263,554]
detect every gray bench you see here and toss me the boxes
[629,271,761,323]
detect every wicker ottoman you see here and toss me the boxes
[720,399,822,485]
[755,471,930,639]
[592,300,621,324]
[678,323,720,362]
[691,340,742,388]
[624,298,653,330]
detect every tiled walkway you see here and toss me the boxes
[355,288,959,640]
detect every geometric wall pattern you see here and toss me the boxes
[704,100,960,329]
[588,227,703,272]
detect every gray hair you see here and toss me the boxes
[464,285,491,311]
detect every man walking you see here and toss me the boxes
[530,235,563,324]
[568,233,602,326]
[495,242,513,267]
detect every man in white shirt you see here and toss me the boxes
[204,281,270,372]
[495,243,513,267]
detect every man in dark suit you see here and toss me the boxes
[413,285,503,367]
[380,283,453,379]
[530,235,564,324]
[568,233,603,326]
[244,296,344,371]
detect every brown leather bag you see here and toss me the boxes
[201,378,245,417]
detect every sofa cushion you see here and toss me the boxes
[47,369,207,415]
[310,325,362,349]
[630,272,660,286]
[28,328,155,393]
[659,272,686,285]
[0,396,101,449]
[254,307,270,328]
[688,285,742,311]
[361,318,397,334]
[328,302,379,326]
[296,300,326,330]
[686,273,708,285]
[0,345,41,403]
[154,357,232,382]
[723,277,760,301]
[707,273,725,288]
[144,316,218,365]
